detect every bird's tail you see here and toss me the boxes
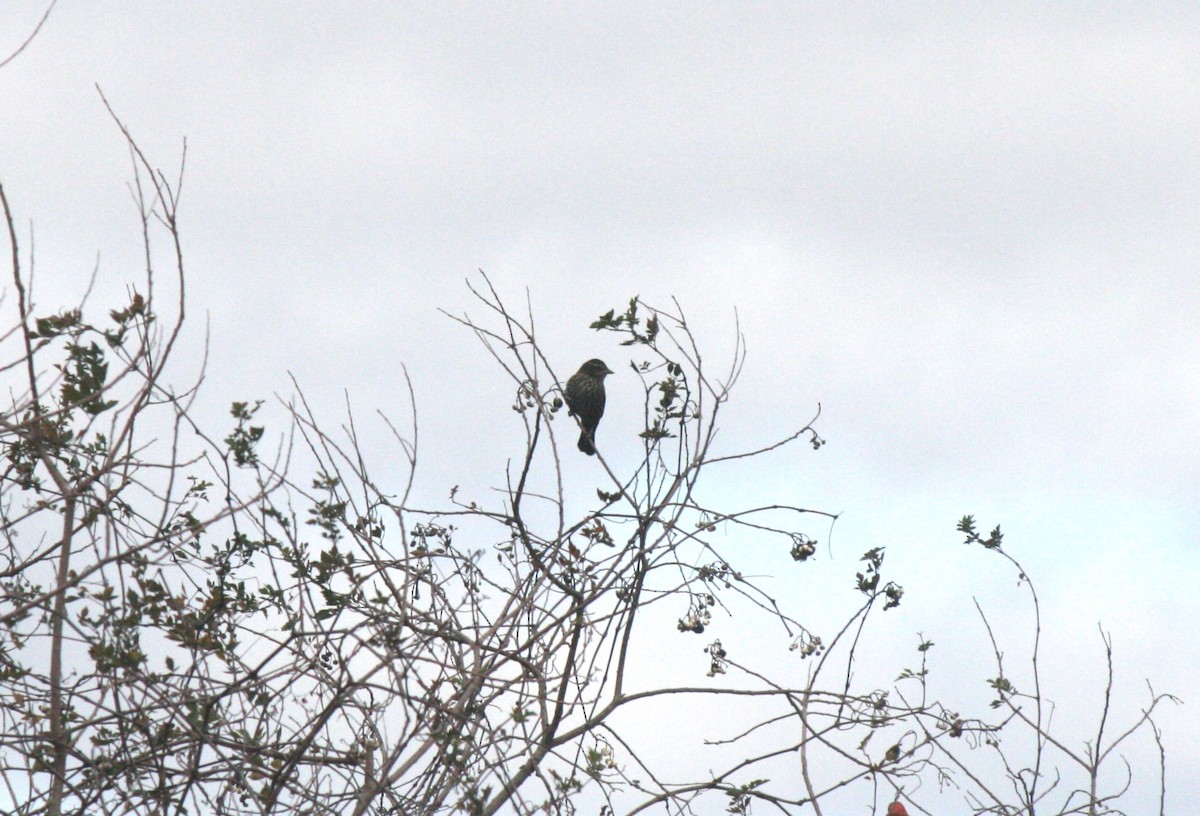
[577,432,596,456]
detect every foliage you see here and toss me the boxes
[0,131,1174,816]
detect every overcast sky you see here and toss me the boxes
[3,3,1198,812]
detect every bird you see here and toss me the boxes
[563,358,613,455]
[886,801,909,816]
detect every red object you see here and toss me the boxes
[886,803,909,816]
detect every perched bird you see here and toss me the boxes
[886,801,909,816]
[564,358,613,455]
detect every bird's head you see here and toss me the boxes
[886,802,909,816]
[580,359,613,379]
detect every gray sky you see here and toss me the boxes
[3,3,1198,811]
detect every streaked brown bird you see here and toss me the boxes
[564,358,613,455]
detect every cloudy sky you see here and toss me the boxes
[3,2,1198,811]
